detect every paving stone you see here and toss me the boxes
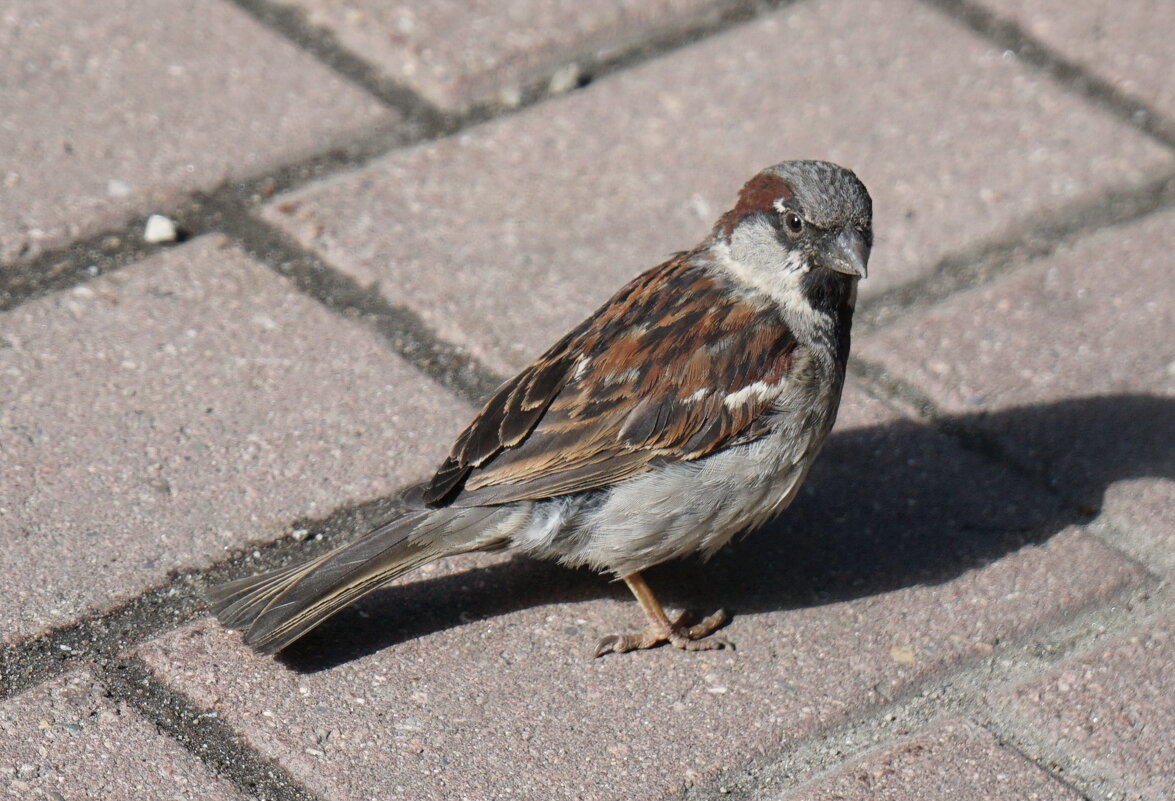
[771,717,1082,801]
[0,236,470,644]
[993,614,1175,801]
[263,0,1171,377]
[0,669,243,800]
[979,0,1175,122]
[0,0,392,265]
[857,208,1175,573]
[276,0,729,112]
[137,384,1146,801]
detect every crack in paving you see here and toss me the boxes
[0,494,406,703]
[4,0,1173,796]
[856,171,1175,334]
[200,196,506,405]
[922,0,1175,152]
[101,657,324,801]
[0,218,173,313]
[679,580,1165,801]
[230,0,805,134]
[229,0,449,132]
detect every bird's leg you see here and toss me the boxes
[594,572,731,657]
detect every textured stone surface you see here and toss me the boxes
[995,614,1175,801]
[276,0,729,111]
[0,0,391,264]
[264,0,1171,376]
[772,717,1082,801]
[0,669,242,800]
[137,384,1146,801]
[980,0,1175,120]
[0,236,470,643]
[858,208,1175,573]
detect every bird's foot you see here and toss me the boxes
[594,609,731,657]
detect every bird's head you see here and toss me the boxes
[712,161,872,317]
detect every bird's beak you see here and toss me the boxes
[825,226,869,278]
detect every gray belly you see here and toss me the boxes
[515,397,836,576]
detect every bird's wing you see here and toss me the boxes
[422,252,802,507]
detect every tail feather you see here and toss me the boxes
[208,507,494,654]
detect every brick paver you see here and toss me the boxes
[263,0,1171,376]
[0,236,469,644]
[993,614,1175,801]
[774,717,1082,801]
[1,0,1172,799]
[135,385,1146,801]
[0,0,392,264]
[0,669,243,800]
[978,0,1175,122]
[858,208,1175,574]
[274,0,729,111]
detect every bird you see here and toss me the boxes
[209,160,872,657]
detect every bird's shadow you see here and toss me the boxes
[278,393,1173,672]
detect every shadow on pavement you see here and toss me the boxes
[278,393,1173,672]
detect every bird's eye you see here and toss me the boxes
[783,211,804,235]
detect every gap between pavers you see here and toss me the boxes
[0,667,246,800]
[0,0,394,265]
[988,612,1175,801]
[0,235,471,645]
[766,716,1085,801]
[976,0,1175,127]
[131,383,1149,801]
[261,0,1171,378]
[857,207,1175,577]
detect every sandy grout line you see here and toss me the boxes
[4,1,1175,794]
[682,579,1167,801]
[920,0,1175,152]
[100,656,325,801]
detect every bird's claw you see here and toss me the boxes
[593,608,732,657]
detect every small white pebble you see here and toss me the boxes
[290,528,311,542]
[498,84,523,108]
[548,63,580,95]
[143,214,178,244]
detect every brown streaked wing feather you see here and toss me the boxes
[422,326,582,506]
[426,252,800,508]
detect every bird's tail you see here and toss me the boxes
[208,505,503,653]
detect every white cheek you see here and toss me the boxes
[713,230,808,305]
[712,224,833,343]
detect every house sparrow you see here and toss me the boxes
[210,160,872,656]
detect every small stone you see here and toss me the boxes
[890,645,917,664]
[547,63,580,95]
[498,84,523,108]
[291,528,311,542]
[143,214,178,244]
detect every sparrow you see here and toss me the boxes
[210,160,872,656]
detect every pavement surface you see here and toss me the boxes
[1,1,1172,800]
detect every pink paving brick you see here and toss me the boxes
[993,614,1175,801]
[0,669,243,800]
[0,0,392,264]
[979,0,1175,121]
[0,236,471,644]
[777,717,1082,801]
[263,0,1171,377]
[275,0,730,112]
[137,384,1146,801]
[857,208,1175,574]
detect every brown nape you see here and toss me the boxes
[719,171,794,239]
